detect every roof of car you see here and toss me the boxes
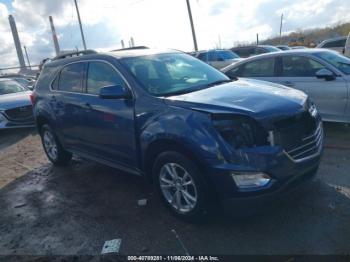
[106,48,182,58]
[44,48,183,68]
[221,48,333,71]
[231,45,276,49]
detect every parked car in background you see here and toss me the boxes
[33,48,322,222]
[276,45,291,51]
[290,46,308,49]
[317,36,347,54]
[0,74,36,90]
[193,49,242,69]
[230,45,280,58]
[0,78,34,129]
[222,49,350,123]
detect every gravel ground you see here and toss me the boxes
[0,123,349,256]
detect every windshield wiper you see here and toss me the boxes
[206,79,233,87]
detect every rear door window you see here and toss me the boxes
[241,58,275,77]
[58,63,85,93]
[86,61,127,95]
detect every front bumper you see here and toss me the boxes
[205,127,323,211]
[0,113,35,129]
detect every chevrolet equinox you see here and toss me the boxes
[32,48,323,222]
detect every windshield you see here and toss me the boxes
[315,51,350,75]
[0,80,27,95]
[121,53,230,96]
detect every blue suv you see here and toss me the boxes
[32,48,323,222]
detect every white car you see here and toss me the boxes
[317,36,347,54]
[345,33,350,58]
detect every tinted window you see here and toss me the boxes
[323,39,346,48]
[255,48,266,55]
[197,52,208,61]
[216,50,239,60]
[225,66,241,78]
[87,62,126,95]
[282,56,325,77]
[241,58,275,77]
[59,63,85,92]
[233,48,255,58]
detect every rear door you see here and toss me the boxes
[235,57,278,82]
[53,62,87,148]
[79,60,137,168]
[277,55,348,119]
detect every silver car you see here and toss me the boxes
[0,78,34,129]
[221,49,350,123]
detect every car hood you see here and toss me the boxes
[164,78,308,125]
[0,91,32,111]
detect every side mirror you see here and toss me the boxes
[315,68,335,81]
[99,85,131,99]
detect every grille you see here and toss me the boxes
[4,105,33,121]
[274,111,323,161]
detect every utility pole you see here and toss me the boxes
[74,0,87,50]
[121,40,125,48]
[49,16,60,56]
[279,13,283,44]
[8,15,26,69]
[23,46,31,70]
[186,0,198,51]
[256,33,259,45]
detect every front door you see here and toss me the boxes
[79,60,137,168]
[277,55,348,120]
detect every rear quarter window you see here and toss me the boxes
[58,63,85,93]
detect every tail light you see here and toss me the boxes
[29,92,36,105]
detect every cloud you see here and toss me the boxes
[209,1,230,16]
[1,0,350,70]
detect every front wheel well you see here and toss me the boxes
[143,139,206,181]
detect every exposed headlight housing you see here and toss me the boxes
[212,115,268,149]
[232,172,271,189]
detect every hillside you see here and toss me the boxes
[261,22,350,47]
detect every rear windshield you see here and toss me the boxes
[0,80,27,95]
[315,51,350,75]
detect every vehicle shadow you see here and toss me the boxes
[0,128,37,151]
[0,156,349,255]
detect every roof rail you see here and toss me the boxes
[111,46,149,52]
[52,50,97,61]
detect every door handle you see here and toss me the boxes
[82,102,93,110]
[283,81,295,87]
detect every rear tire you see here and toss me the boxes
[153,151,213,223]
[40,124,72,166]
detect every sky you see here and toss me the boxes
[0,0,350,69]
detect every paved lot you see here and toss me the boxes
[0,123,349,255]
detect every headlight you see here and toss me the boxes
[213,116,267,149]
[232,172,271,189]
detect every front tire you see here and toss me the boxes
[40,124,72,166]
[153,151,213,223]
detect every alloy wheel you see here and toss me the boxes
[159,163,198,213]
